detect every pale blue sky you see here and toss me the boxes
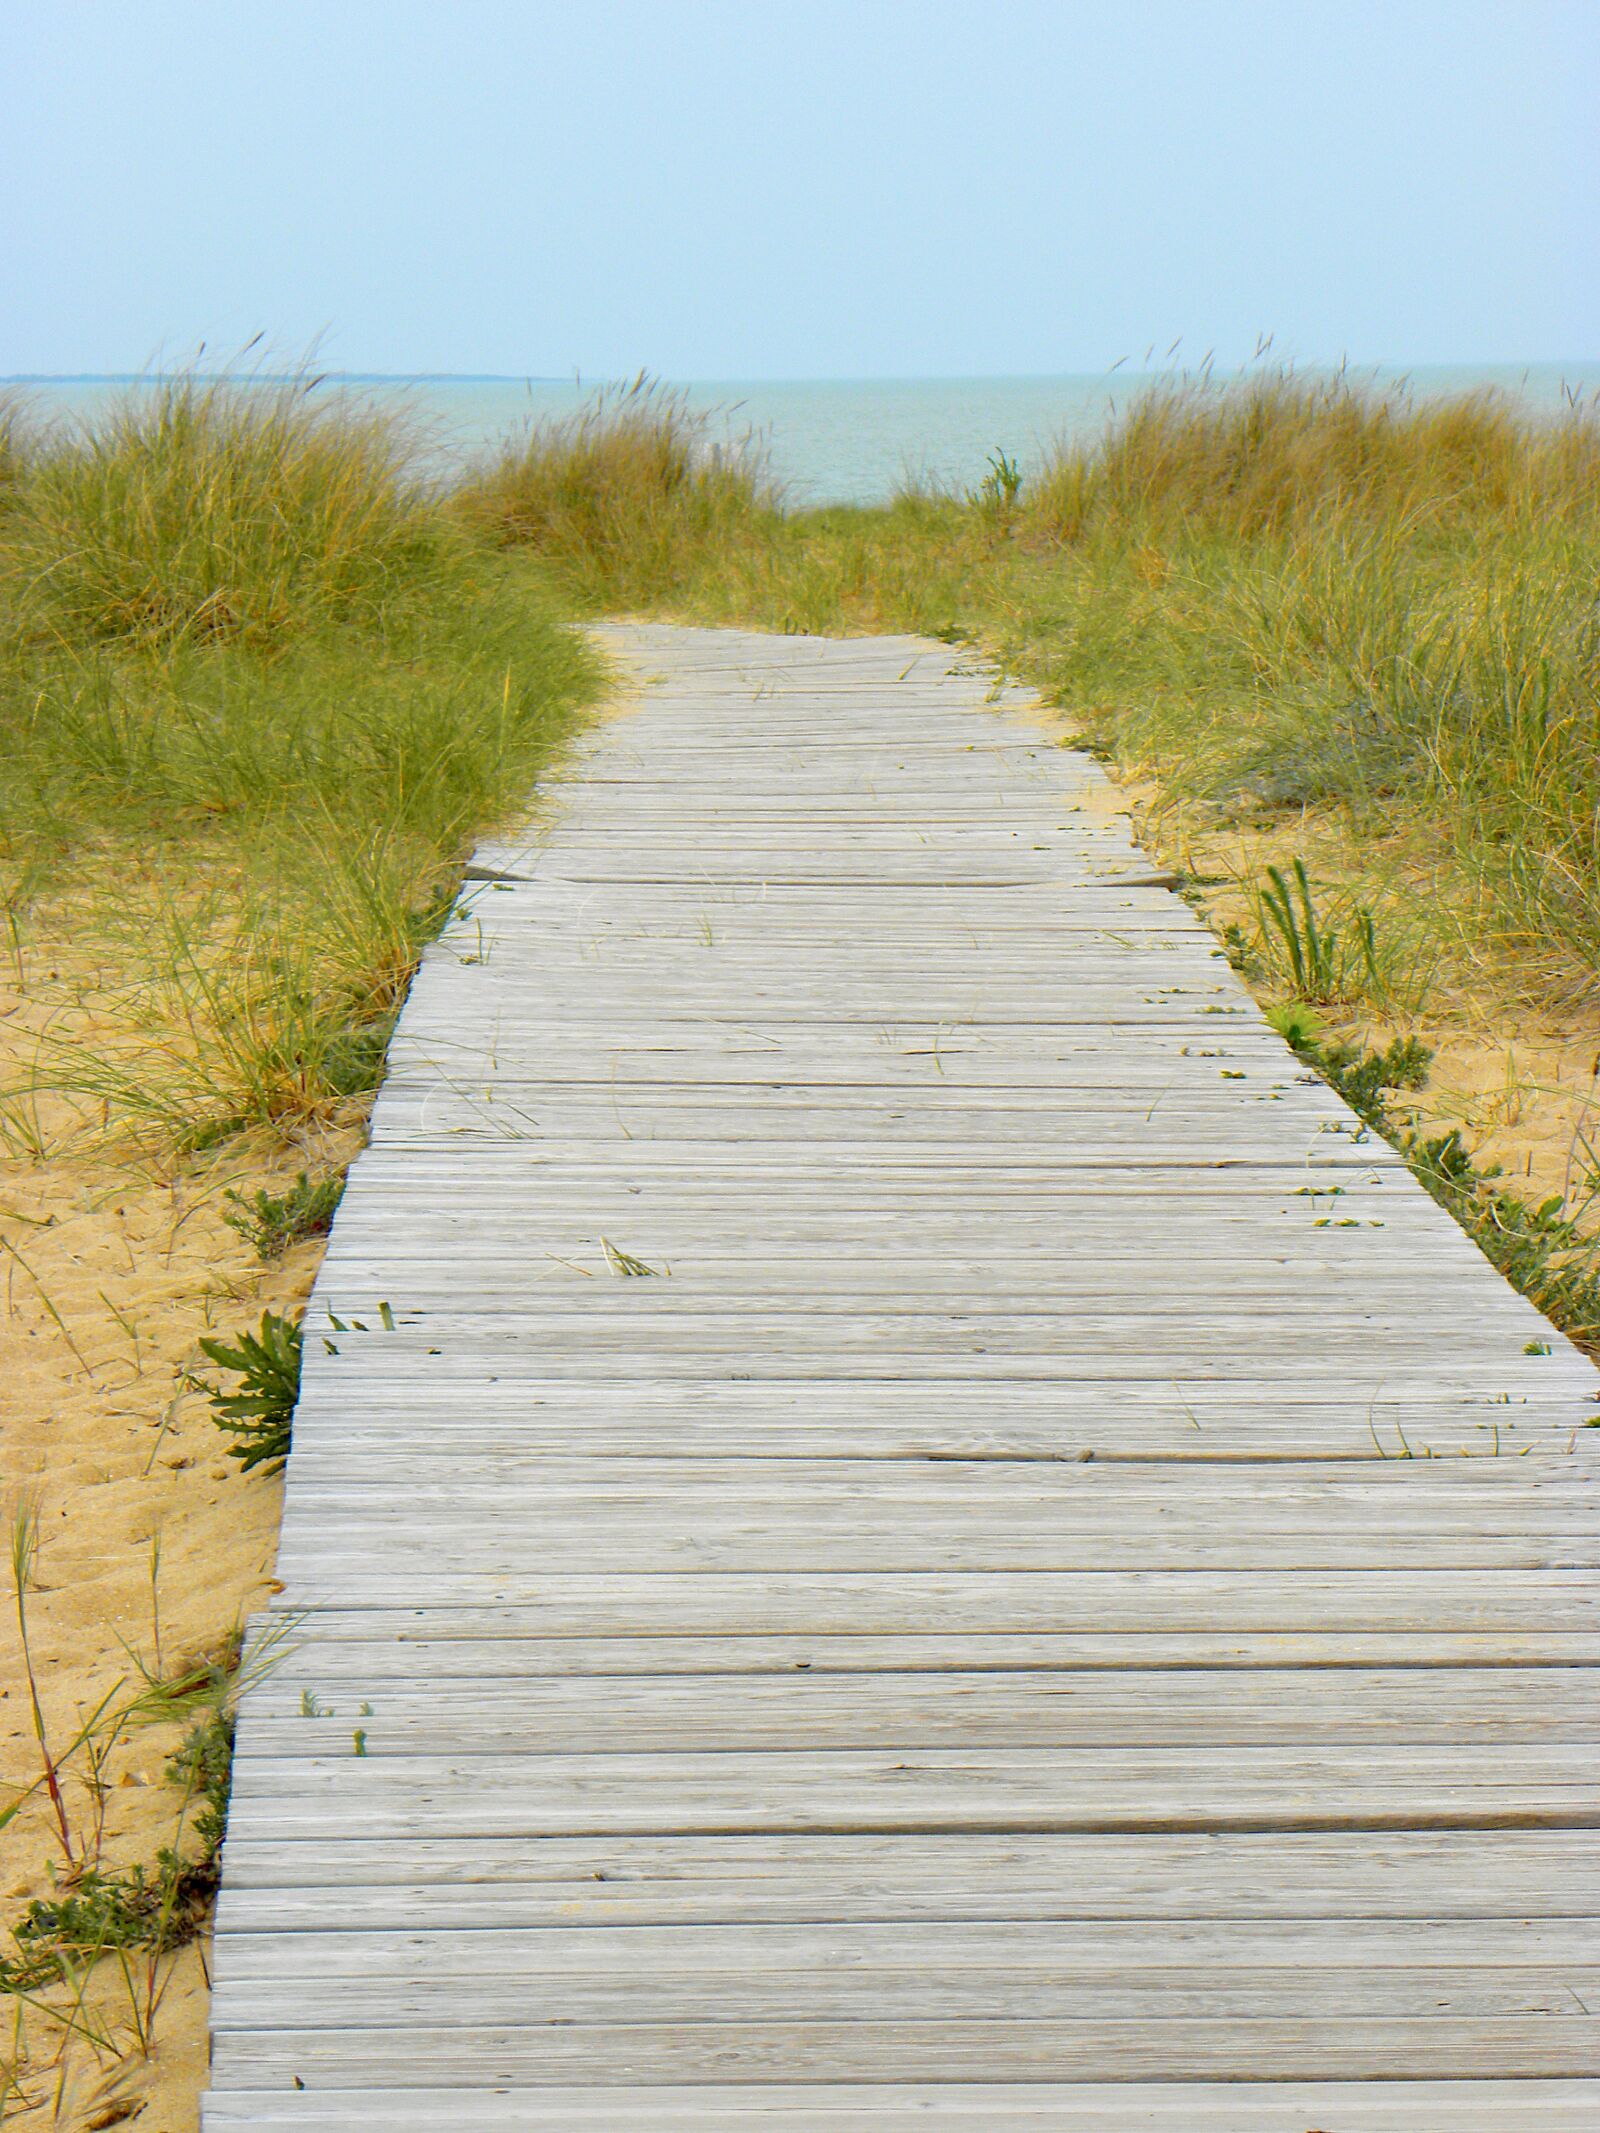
[5,0,1596,378]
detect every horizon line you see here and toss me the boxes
[6,357,1598,389]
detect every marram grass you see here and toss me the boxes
[453,373,773,610]
[2,370,444,650]
[0,366,600,1144]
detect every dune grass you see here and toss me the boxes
[1030,370,1600,537]
[1,370,599,1146]
[453,373,771,611]
[3,370,444,650]
[0,393,30,498]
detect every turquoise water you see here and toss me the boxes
[10,365,1598,507]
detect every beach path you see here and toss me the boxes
[203,624,1600,2129]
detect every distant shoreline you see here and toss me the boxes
[7,362,1598,388]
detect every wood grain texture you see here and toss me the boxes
[202,2082,1600,2132]
[205,623,1600,2124]
[212,1829,1600,1922]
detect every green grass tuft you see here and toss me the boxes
[223,1171,345,1260]
[0,362,600,1147]
[453,374,773,610]
[2,367,445,650]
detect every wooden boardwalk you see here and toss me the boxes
[206,625,1600,2129]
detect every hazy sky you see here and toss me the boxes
[6,0,1596,378]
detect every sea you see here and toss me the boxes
[7,365,1596,509]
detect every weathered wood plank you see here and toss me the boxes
[208,2015,1600,2082]
[201,2081,1600,2132]
[211,1829,1600,1921]
[211,1957,1600,2022]
[257,1569,1600,1630]
[230,1666,1600,1754]
[220,1744,1600,1835]
[244,1621,1600,1666]
[214,1915,1599,1968]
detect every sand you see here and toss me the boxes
[1,900,358,2127]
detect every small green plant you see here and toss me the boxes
[3,1869,167,1991]
[1256,858,1378,1003]
[1293,1032,1433,1131]
[973,449,1024,524]
[1405,1130,1600,1350]
[1219,919,1257,974]
[164,1703,236,1857]
[196,1310,303,1471]
[1266,1000,1322,1048]
[601,1237,664,1277]
[0,1700,235,1995]
[223,1170,345,1260]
